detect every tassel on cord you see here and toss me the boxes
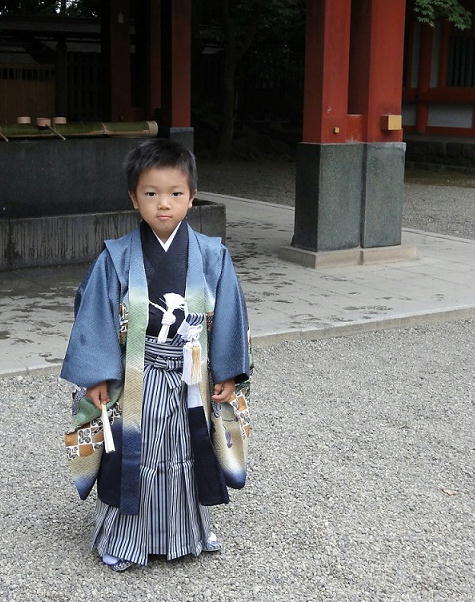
[150,293,186,343]
[181,324,203,385]
[182,340,202,385]
[101,404,115,453]
[192,344,201,383]
[182,342,193,384]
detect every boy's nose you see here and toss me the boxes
[157,196,171,208]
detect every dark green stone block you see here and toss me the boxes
[361,143,405,248]
[0,138,143,218]
[293,143,364,252]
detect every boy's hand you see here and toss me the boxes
[212,379,235,403]
[86,381,109,410]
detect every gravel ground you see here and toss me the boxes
[198,159,475,240]
[403,183,475,240]
[1,319,474,601]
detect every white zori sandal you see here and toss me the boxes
[102,532,220,569]
[204,532,222,552]
[102,554,133,572]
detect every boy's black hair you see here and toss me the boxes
[124,138,197,193]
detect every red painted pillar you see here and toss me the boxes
[161,0,191,128]
[302,0,351,143]
[103,0,133,121]
[289,0,407,258]
[348,0,406,142]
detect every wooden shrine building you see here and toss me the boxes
[1,0,474,269]
[280,0,413,267]
[0,1,193,145]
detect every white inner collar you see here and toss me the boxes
[153,221,182,252]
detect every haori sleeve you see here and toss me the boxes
[60,249,123,388]
[209,245,251,385]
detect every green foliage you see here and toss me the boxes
[195,0,305,157]
[199,0,304,58]
[0,0,56,15]
[413,0,472,30]
[229,0,304,29]
[61,0,99,17]
[0,0,99,17]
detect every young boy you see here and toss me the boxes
[61,139,251,571]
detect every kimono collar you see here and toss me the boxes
[152,221,183,252]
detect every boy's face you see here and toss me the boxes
[130,166,195,242]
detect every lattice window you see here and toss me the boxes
[448,35,475,87]
[0,66,55,81]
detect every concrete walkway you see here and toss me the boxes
[1,192,474,377]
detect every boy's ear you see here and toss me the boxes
[129,190,138,209]
[188,189,197,207]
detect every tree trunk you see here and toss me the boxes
[217,0,237,160]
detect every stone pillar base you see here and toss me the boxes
[293,142,364,251]
[279,244,417,268]
[362,142,406,247]
[293,141,406,253]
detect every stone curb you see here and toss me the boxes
[402,227,475,244]
[199,191,293,211]
[252,305,475,347]
[2,304,473,379]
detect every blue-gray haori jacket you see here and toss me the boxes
[61,224,250,514]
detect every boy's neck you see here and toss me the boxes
[152,221,183,251]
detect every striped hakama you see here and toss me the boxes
[92,337,218,565]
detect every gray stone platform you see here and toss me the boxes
[0,192,474,376]
[0,200,225,270]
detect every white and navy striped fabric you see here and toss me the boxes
[92,335,216,565]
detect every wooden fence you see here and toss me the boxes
[0,54,103,124]
[0,64,55,123]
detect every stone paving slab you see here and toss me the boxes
[0,192,474,377]
[203,192,475,334]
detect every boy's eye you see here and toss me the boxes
[145,192,156,197]
[171,192,183,197]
